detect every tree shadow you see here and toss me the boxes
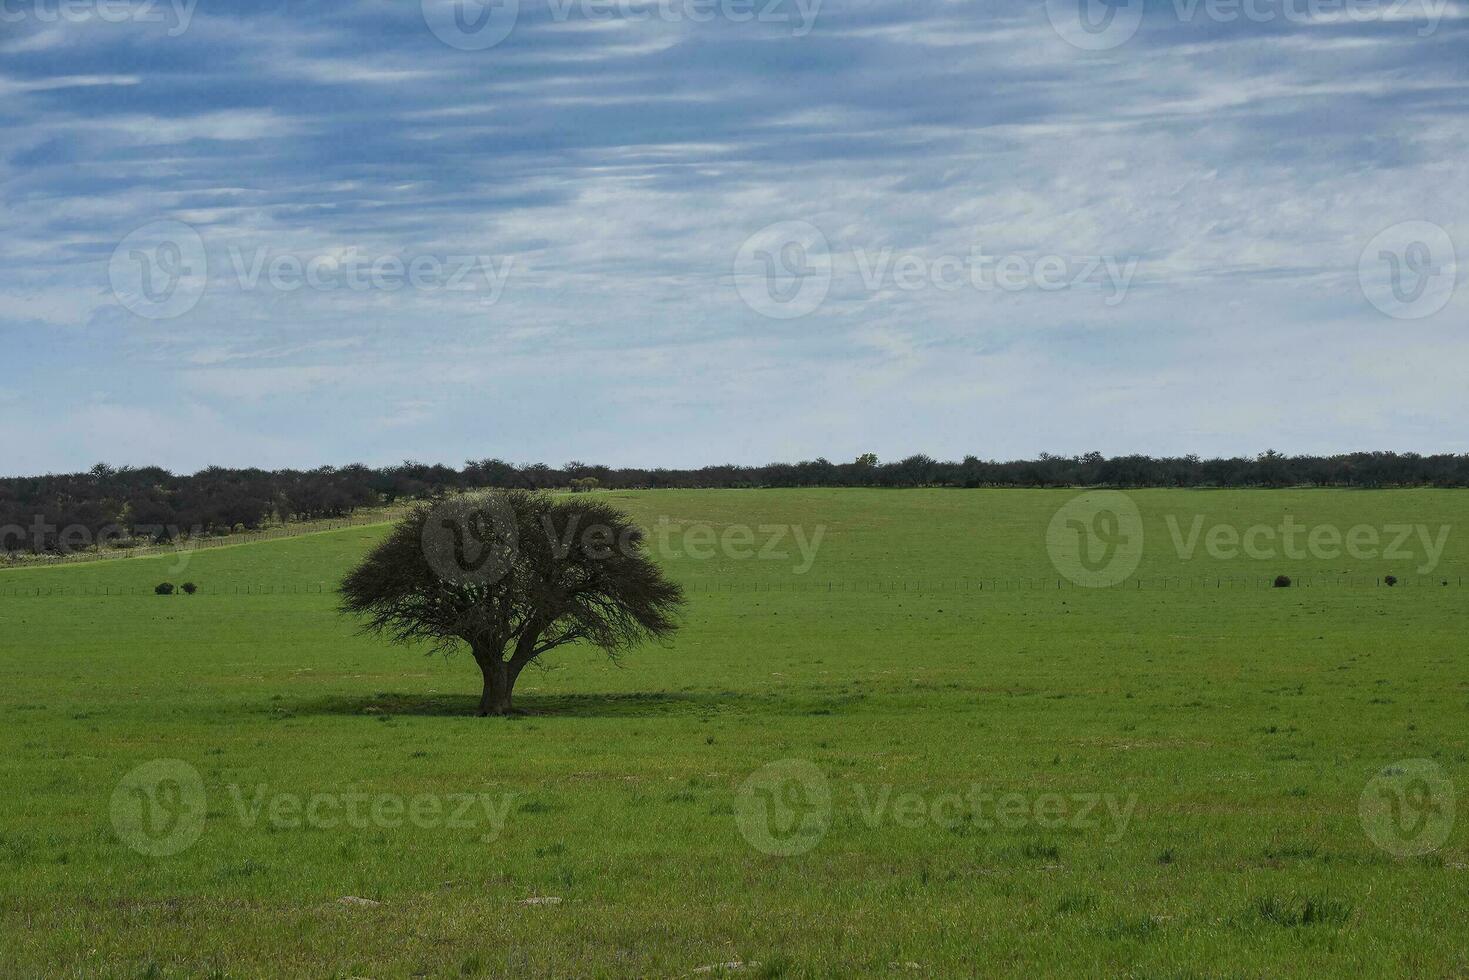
[297,690,737,719]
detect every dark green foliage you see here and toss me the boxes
[10,449,1469,557]
[154,582,174,596]
[339,491,683,716]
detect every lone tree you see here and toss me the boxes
[340,490,683,716]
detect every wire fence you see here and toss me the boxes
[0,508,410,571]
[0,575,1460,599]
[683,575,1464,593]
[0,583,337,598]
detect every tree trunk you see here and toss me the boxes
[477,658,514,717]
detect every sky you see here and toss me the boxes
[1,0,1467,475]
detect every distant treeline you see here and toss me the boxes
[2,451,1467,554]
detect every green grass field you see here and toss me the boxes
[2,489,1467,977]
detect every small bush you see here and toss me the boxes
[154,582,175,596]
[1273,575,1291,589]
[182,582,198,595]
[1384,575,1398,587]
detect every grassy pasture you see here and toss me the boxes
[1,489,1467,977]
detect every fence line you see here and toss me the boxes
[0,575,1460,599]
[0,508,410,571]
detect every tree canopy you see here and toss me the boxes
[9,451,1469,558]
[339,490,683,715]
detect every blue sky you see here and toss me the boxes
[2,0,1466,474]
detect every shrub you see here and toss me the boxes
[154,582,175,596]
[1273,575,1291,589]
[1384,575,1398,587]
[182,582,198,595]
